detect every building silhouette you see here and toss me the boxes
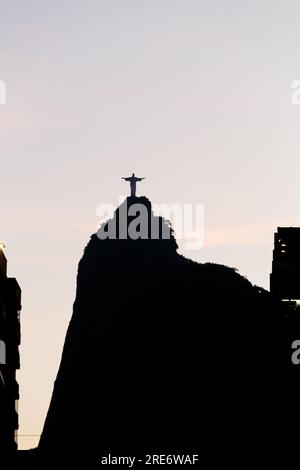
[270,227,300,315]
[0,247,22,454]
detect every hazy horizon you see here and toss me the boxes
[1,0,300,449]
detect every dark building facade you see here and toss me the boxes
[270,227,300,315]
[0,248,22,454]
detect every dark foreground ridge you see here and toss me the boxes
[18,198,300,465]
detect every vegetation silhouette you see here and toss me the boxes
[19,197,299,465]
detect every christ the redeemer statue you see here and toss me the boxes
[122,173,145,197]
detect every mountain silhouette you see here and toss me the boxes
[32,197,275,463]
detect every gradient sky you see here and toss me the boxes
[1,0,300,449]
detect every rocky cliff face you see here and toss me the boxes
[39,197,271,459]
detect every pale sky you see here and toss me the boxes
[1,0,300,449]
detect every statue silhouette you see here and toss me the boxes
[122,173,145,197]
